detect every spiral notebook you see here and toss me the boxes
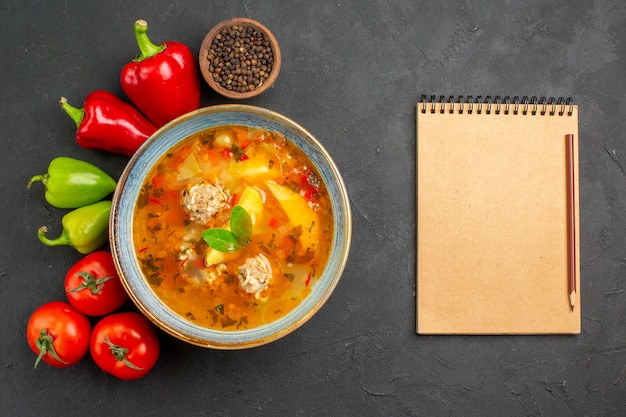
[416,95,580,334]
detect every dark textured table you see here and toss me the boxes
[2,1,625,416]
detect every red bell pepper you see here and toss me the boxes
[120,19,200,127]
[60,90,157,157]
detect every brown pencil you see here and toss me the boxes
[566,133,576,311]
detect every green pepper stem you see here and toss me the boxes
[133,19,166,62]
[27,174,47,190]
[59,97,84,129]
[38,226,71,248]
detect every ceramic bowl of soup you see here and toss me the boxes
[110,104,351,349]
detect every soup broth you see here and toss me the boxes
[133,125,334,330]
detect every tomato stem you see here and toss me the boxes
[34,329,68,369]
[104,334,144,370]
[67,272,115,295]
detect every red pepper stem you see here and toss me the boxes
[133,20,166,62]
[38,226,71,247]
[59,97,84,129]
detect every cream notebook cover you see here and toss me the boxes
[416,96,580,334]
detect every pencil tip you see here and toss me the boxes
[569,291,576,311]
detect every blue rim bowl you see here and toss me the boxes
[110,104,352,349]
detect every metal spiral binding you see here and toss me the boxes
[419,95,574,116]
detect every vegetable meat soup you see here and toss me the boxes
[133,125,334,330]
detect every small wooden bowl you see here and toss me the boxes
[199,18,281,100]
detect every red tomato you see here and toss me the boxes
[64,251,129,316]
[26,301,92,368]
[90,312,160,380]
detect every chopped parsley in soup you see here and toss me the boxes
[133,125,334,330]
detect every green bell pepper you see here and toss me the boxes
[28,156,117,208]
[38,200,112,254]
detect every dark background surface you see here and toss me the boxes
[2,1,625,416]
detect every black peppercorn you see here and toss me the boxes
[206,24,275,94]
